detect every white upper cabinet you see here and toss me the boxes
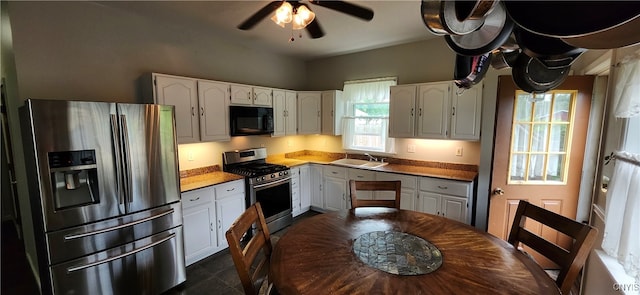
[297,91,322,135]
[321,90,345,136]
[230,84,272,106]
[272,89,297,137]
[152,73,200,144]
[389,81,482,141]
[198,80,230,142]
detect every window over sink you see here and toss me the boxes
[342,77,397,153]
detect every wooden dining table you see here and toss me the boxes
[269,208,560,294]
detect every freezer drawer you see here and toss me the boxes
[46,202,183,265]
[50,227,186,295]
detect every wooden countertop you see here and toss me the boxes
[179,171,244,193]
[267,155,478,182]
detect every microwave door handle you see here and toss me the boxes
[110,114,125,205]
[120,114,132,204]
[253,177,291,189]
[66,232,176,273]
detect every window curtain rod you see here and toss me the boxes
[344,77,397,85]
[612,151,640,167]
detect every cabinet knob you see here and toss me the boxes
[437,185,448,190]
[189,197,200,202]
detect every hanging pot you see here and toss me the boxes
[561,15,640,49]
[454,53,492,89]
[421,0,485,36]
[514,26,586,69]
[454,0,499,21]
[511,53,570,93]
[491,49,520,69]
[504,1,640,38]
[444,2,514,56]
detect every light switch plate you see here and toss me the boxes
[456,147,463,157]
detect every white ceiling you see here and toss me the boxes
[97,0,437,60]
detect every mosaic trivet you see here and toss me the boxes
[353,230,442,275]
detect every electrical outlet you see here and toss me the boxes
[456,147,463,157]
[407,144,416,153]
[187,151,195,161]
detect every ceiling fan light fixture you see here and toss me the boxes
[271,1,293,28]
[292,4,315,30]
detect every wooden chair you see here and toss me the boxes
[225,202,275,295]
[349,180,401,209]
[507,200,597,295]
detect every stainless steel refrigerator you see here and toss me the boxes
[20,99,186,295]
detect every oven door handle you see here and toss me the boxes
[253,177,291,189]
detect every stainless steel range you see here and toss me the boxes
[222,148,292,233]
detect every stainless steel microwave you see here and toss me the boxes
[230,106,274,136]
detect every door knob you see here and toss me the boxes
[493,188,505,196]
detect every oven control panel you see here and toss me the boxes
[251,170,290,184]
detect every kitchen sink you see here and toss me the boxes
[330,158,389,169]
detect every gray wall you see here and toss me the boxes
[7,1,308,102]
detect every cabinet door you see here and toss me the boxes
[285,91,297,135]
[272,89,286,137]
[198,80,230,141]
[441,195,468,223]
[230,84,252,105]
[450,83,482,140]
[321,90,344,136]
[324,177,347,211]
[299,165,311,212]
[388,85,417,138]
[309,164,323,209]
[417,191,440,216]
[297,92,322,134]
[153,74,199,143]
[253,87,273,106]
[215,194,245,249]
[348,168,375,201]
[183,204,216,265]
[417,83,450,139]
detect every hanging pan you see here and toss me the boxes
[454,53,492,89]
[514,26,586,69]
[561,15,640,49]
[444,2,514,56]
[421,0,485,36]
[511,53,570,93]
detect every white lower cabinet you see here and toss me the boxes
[182,179,245,266]
[323,166,347,211]
[308,164,324,210]
[417,177,472,224]
[291,167,301,216]
[374,172,418,211]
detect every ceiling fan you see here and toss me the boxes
[238,0,374,39]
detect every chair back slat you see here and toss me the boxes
[507,201,597,295]
[349,180,401,209]
[226,202,273,295]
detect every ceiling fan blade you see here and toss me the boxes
[305,18,325,39]
[238,1,283,30]
[309,0,374,21]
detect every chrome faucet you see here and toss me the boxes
[364,153,378,162]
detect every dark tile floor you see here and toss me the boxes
[0,211,319,295]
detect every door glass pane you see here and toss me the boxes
[510,154,527,181]
[508,90,575,185]
[528,154,547,181]
[552,94,571,122]
[513,124,531,152]
[531,124,548,152]
[549,124,568,152]
[533,97,552,122]
[515,95,533,122]
[547,154,565,181]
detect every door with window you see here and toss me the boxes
[488,76,594,267]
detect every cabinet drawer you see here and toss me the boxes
[348,168,375,181]
[181,188,214,210]
[419,178,470,197]
[376,172,417,189]
[215,180,245,199]
[323,166,346,178]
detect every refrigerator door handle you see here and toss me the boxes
[63,208,175,240]
[111,114,125,205]
[120,114,133,204]
[66,232,176,273]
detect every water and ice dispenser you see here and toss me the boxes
[48,150,99,210]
